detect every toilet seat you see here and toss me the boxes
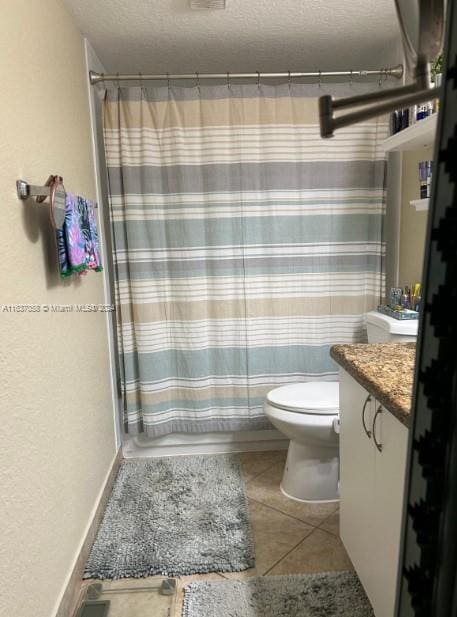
[266,382,339,415]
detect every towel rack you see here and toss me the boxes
[16,176,98,207]
[17,175,67,228]
[16,175,98,230]
[16,176,60,203]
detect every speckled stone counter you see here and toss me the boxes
[330,343,416,428]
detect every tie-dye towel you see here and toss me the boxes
[56,192,103,278]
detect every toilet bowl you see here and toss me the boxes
[264,382,340,503]
[265,311,419,503]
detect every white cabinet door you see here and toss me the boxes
[372,405,409,617]
[339,368,409,617]
[339,368,377,598]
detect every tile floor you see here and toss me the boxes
[173,450,352,614]
[79,450,353,617]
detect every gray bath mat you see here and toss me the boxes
[183,572,374,616]
[84,455,254,579]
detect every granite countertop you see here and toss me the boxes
[330,343,416,428]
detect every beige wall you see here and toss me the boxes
[398,147,432,288]
[0,2,116,617]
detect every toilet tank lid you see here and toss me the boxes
[366,310,419,336]
[267,382,339,414]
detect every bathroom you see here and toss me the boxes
[1,1,455,616]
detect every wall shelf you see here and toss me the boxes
[410,198,429,211]
[383,114,437,152]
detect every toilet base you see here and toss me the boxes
[280,440,339,503]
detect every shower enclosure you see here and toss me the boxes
[86,45,395,455]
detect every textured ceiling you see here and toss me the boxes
[64,0,402,74]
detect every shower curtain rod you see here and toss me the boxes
[89,64,404,85]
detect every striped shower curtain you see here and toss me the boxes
[103,84,387,438]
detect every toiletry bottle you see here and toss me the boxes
[427,161,433,198]
[412,283,421,312]
[402,108,409,130]
[392,111,400,134]
[419,162,428,198]
[401,289,410,309]
[410,105,417,125]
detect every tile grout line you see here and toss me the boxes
[262,527,319,576]
[316,522,339,537]
[179,526,340,585]
[259,524,344,577]
[247,495,330,530]
[243,455,287,486]
[315,509,340,536]
[219,525,316,580]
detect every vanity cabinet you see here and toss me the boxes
[339,368,409,617]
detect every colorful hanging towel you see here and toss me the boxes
[56,192,103,278]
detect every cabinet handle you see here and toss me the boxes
[362,394,372,439]
[373,405,383,452]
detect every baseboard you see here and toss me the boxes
[123,429,289,458]
[55,448,123,617]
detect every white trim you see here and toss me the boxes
[84,39,122,449]
[52,450,121,617]
[410,198,429,211]
[385,151,402,291]
[123,429,289,458]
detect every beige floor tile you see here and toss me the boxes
[319,508,340,536]
[223,498,313,579]
[175,573,225,617]
[246,463,339,526]
[268,528,353,576]
[239,449,287,482]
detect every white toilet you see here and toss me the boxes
[264,310,419,503]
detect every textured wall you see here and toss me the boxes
[0,2,116,617]
[399,147,433,287]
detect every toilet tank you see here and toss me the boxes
[366,311,418,343]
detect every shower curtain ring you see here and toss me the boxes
[196,71,200,93]
[226,71,231,89]
[318,70,322,88]
[288,71,291,91]
[166,72,170,91]
[349,69,353,87]
[116,72,120,89]
[378,68,384,86]
[257,71,261,88]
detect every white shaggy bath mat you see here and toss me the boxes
[83,455,255,578]
[183,571,374,616]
